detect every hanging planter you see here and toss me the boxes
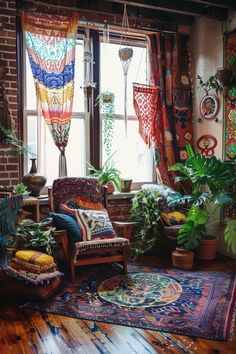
[119,4,133,135]
[97,91,115,157]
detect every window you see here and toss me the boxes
[100,40,153,183]
[24,32,154,187]
[24,39,87,186]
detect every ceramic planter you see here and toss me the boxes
[196,235,219,260]
[171,247,194,270]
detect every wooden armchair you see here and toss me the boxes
[49,177,136,283]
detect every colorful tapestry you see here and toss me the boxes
[21,12,79,176]
[148,33,193,187]
[25,264,236,340]
[225,32,236,161]
[0,195,22,254]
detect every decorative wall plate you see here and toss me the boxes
[200,94,219,119]
[197,135,217,156]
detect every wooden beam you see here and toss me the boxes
[184,0,236,10]
[104,0,228,20]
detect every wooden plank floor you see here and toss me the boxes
[0,255,235,354]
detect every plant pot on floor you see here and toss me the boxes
[172,247,194,270]
[196,235,219,260]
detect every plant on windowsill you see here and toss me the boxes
[168,143,236,260]
[96,90,115,158]
[88,154,123,193]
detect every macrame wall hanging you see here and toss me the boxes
[83,27,96,98]
[133,83,159,146]
[118,4,133,135]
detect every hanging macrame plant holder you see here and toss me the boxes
[133,83,159,146]
[119,4,133,135]
[83,27,96,98]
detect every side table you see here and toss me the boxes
[22,197,40,222]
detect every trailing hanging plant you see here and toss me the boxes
[96,91,115,157]
[197,74,223,95]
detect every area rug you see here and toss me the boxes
[24,264,236,340]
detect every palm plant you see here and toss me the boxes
[168,144,236,251]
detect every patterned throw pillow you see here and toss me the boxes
[161,211,186,226]
[60,204,116,241]
[75,209,116,241]
[64,196,104,211]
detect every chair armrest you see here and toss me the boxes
[112,221,139,240]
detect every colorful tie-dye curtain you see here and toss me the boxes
[148,33,193,187]
[21,12,78,177]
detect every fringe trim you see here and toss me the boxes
[6,266,64,285]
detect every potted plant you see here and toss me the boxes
[96,90,115,158]
[88,154,123,193]
[130,187,161,259]
[169,144,236,260]
[197,74,223,95]
[12,219,58,255]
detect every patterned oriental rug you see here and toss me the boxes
[24,265,236,341]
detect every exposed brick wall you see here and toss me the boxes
[0,0,19,187]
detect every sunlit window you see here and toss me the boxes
[100,41,153,183]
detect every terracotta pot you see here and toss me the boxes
[196,235,219,260]
[172,247,194,270]
[22,158,47,197]
[106,181,115,194]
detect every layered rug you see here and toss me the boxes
[24,265,236,340]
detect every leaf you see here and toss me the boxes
[224,220,236,254]
[177,220,206,250]
[186,205,209,225]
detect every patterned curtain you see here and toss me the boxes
[21,12,78,177]
[148,33,193,187]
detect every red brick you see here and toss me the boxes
[0,44,15,53]
[7,31,15,38]
[9,68,17,75]
[0,172,9,178]
[0,158,7,163]
[0,38,6,43]
[0,30,7,37]
[0,16,9,23]
[8,157,18,163]
[6,37,15,45]
[10,172,18,178]
[2,53,16,60]
[8,96,17,103]
[10,82,17,89]
[6,164,18,171]
[0,9,15,16]
[10,179,19,185]
[3,23,15,31]
[0,165,5,171]
[5,88,17,95]
[7,1,16,9]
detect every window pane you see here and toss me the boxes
[27,115,37,170]
[41,118,86,186]
[26,50,37,110]
[102,119,153,182]
[73,40,85,112]
[100,42,147,115]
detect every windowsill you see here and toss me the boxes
[107,191,138,200]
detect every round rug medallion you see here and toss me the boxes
[98,273,182,308]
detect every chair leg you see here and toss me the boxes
[70,260,76,283]
[123,246,128,274]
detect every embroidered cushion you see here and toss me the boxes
[161,211,186,226]
[64,196,104,211]
[60,204,116,241]
[75,209,116,241]
[51,212,82,243]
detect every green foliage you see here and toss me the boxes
[88,154,123,191]
[15,219,57,255]
[197,74,223,95]
[169,143,236,251]
[96,91,115,157]
[0,122,36,158]
[130,188,161,258]
[224,220,236,254]
[13,183,30,197]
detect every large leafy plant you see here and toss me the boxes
[169,144,236,251]
[130,187,161,258]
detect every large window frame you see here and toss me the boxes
[20,25,155,189]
